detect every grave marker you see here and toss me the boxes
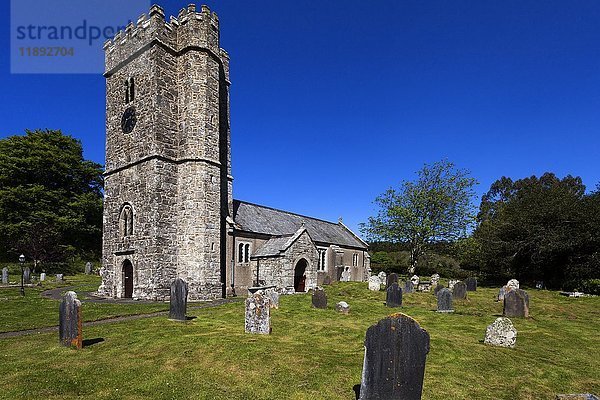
[59,291,82,349]
[368,275,381,291]
[386,273,398,288]
[465,277,477,291]
[503,289,529,318]
[453,281,467,300]
[85,262,92,275]
[336,301,350,314]
[23,267,31,284]
[312,287,328,309]
[169,278,188,321]
[1,267,8,284]
[484,317,517,348]
[436,288,453,313]
[386,282,402,308]
[245,293,271,334]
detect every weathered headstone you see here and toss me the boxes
[312,287,328,309]
[448,279,459,290]
[245,293,271,334]
[385,282,402,307]
[40,272,46,282]
[59,291,82,349]
[431,273,440,287]
[323,275,332,285]
[436,288,454,313]
[465,277,477,291]
[503,288,529,318]
[169,278,188,321]
[506,279,520,290]
[386,273,398,288]
[484,317,517,348]
[85,262,92,275]
[1,267,8,284]
[410,275,420,286]
[377,271,387,284]
[497,286,507,302]
[453,281,467,300]
[433,283,444,296]
[56,274,63,282]
[359,313,430,400]
[368,275,381,291]
[341,267,352,282]
[336,301,350,314]
[417,282,431,292]
[403,280,414,294]
[267,289,280,309]
[23,267,31,284]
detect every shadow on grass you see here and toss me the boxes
[82,338,105,347]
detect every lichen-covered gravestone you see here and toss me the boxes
[312,287,328,309]
[503,289,529,318]
[245,293,271,334]
[85,262,92,275]
[403,281,414,294]
[436,288,453,313]
[506,279,520,290]
[23,267,31,284]
[368,275,381,291]
[386,282,402,308]
[386,273,398,288]
[336,301,350,314]
[359,313,430,400]
[39,272,46,282]
[465,277,477,291]
[169,278,188,321]
[59,291,82,349]
[453,281,468,300]
[484,317,517,348]
[1,267,8,284]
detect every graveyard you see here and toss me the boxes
[0,274,598,399]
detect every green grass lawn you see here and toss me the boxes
[0,281,598,399]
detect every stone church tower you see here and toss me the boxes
[99,4,232,300]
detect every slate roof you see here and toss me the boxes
[233,200,367,249]
[252,236,293,257]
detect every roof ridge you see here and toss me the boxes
[233,199,341,227]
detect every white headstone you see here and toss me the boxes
[484,317,517,348]
[368,276,381,291]
[40,272,46,282]
[506,279,520,290]
[410,275,420,286]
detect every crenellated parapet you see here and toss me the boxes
[104,4,226,77]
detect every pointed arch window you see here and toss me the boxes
[119,204,134,238]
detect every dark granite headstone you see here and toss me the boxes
[169,278,188,321]
[312,287,328,309]
[403,281,414,294]
[359,313,430,400]
[465,277,477,291]
[503,288,529,318]
[23,267,31,284]
[386,282,402,308]
[1,267,8,284]
[433,283,444,296]
[323,275,332,285]
[85,262,92,275]
[386,273,398,288]
[436,288,453,313]
[59,291,82,349]
[453,281,467,300]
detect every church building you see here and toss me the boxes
[98,4,370,301]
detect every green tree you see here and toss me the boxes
[0,130,103,268]
[361,160,478,274]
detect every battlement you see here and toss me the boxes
[104,3,225,75]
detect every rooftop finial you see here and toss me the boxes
[338,217,343,223]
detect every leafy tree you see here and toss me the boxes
[361,160,478,274]
[0,130,103,268]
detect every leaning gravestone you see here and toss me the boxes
[465,277,477,291]
[169,278,188,321]
[312,287,328,309]
[85,262,92,275]
[39,272,46,282]
[386,282,402,308]
[436,288,454,313]
[245,293,271,334]
[386,273,398,288]
[23,267,31,284]
[484,317,517,348]
[403,280,414,294]
[453,281,468,300]
[2,267,8,284]
[336,301,350,314]
[359,313,430,400]
[368,275,381,291]
[503,289,529,318]
[59,291,83,349]
[433,283,444,296]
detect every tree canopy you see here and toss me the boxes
[361,160,478,274]
[0,130,103,266]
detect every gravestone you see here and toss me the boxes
[341,268,352,282]
[465,277,477,291]
[506,279,520,290]
[433,283,444,296]
[169,278,188,321]
[59,291,82,349]
[323,275,332,285]
[2,267,8,284]
[336,301,350,314]
[555,395,600,400]
[431,273,440,287]
[23,267,31,284]
[497,286,507,302]
[448,279,459,290]
[40,272,46,282]
[386,273,398,288]
[436,288,454,313]
[56,274,63,282]
[453,282,468,300]
[385,282,402,308]
[312,287,328,309]
[368,275,381,291]
[377,271,387,284]
[359,313,430,400]
[417,282,431,292]
[403,281,414,294]
[503,289,529,318]
[410,275,420,286]
[85,262,92,275]
[245,293,271,334]
[267,289,280,309]
[535,281,544,289]
[484,317,517,348]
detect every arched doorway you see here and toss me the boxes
[294,259,308,292]
[122,259,133,298]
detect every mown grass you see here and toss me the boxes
[0,282,598,399]
[0,275,169,332]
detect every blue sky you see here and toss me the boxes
[1,0,599,235]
